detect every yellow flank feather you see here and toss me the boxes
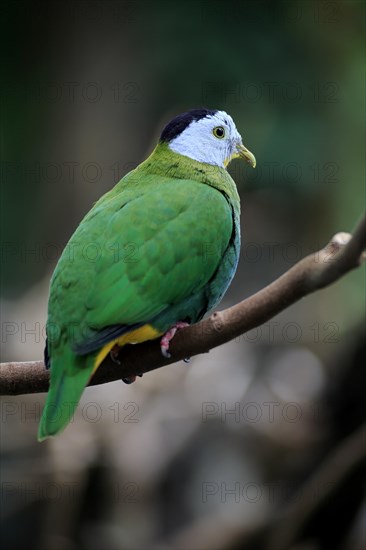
[92,324,161,374]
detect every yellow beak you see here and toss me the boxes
[224,142,256,168]
[235,143,256,168]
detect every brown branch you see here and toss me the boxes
[1,214,365,396]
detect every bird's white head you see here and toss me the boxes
[160,109,256,169]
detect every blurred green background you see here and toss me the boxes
[1,1,365,549]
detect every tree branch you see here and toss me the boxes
[1,214,365,396]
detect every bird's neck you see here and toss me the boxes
[134,142,240,205]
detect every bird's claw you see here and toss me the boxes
[110,345,121,365]
[122,372,143,384]
[161,347,171,359]
[160,322,189,359]
[110,345,142,384]
[122,376,136,384]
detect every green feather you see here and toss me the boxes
[38,351,95,441]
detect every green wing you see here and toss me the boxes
[52,178,233,345]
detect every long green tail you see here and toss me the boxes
[38,350,95,441]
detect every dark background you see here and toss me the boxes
[1,1,365,549]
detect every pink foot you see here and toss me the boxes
[160,322,189,358]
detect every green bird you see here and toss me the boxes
[38,109,256,441]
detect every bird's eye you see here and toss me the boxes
[213,126,225,139]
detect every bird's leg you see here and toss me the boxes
[160,321,190,359]
[110,344,141,385]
